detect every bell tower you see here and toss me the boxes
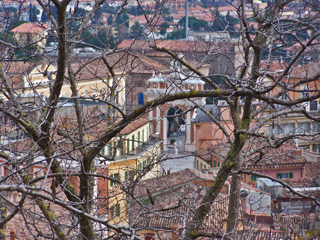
[145,71,205,152]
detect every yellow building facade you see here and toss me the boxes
[105,120,162,229]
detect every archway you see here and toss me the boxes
[167,107,185,137]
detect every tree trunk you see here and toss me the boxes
[226,158,241,239]
[0,198,6,240]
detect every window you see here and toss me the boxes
[138,93,144,105]
[110,173,120,186]
[125,170,134,181]
[127,139,130,153]
[297,123,310,133]
[313,122,320,132]
[251,174,258,181]
[269,124,280,135]
[1,115,8,124]
[281,92,289,100]
[300,85,309,98]
[310,100,318,111]
[110,203,120,218]
[116,141,120,156]
[298,145,309,150]
[0,165,4,177]
[277,172,293,179]
[312,144,320,153]
[283,123,295,135]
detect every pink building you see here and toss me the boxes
[247,142,307,183]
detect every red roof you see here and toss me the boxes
[117,39,233,53]
[121,117,149,135]
[11,23,49,34]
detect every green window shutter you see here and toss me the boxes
[251,175,258,181]
[132,135,135,150]
[101,147,105,155]
[110,174,114,186]
[289,172,293,178]
[117,203,120,216]
[109,142,112,157]
[121,140,124,155]
[142,129,144,142]
[138,131,140,146]
[127,139,130,153]
[214,160,216,167]
[125,171,128,180]
[277,173,281,179]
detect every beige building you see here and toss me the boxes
[1,57,126,106]
[103,118,162,230]
[11,23,49,49]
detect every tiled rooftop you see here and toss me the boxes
[11,23,49,34]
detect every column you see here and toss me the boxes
[186,111,191,144]
[149,110,153,133]
[156,106,161,134]
[193,122,196,145]
[163,117,168,151]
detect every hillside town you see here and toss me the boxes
[0,0,320,239]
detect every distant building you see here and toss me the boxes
[11,23,49,50]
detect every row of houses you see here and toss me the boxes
[1,37,320,238]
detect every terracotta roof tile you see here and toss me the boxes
[131,195,230,230]
[120,117,149,135]
[11,23,49,34]
[247,141,307,167]
[282,178,316,188]
[1,61,37,74]
[117,39,233,53]
[305,160,320,179]
[134,168,218,197]
[72,52,169,80]
[290,61,320,78]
